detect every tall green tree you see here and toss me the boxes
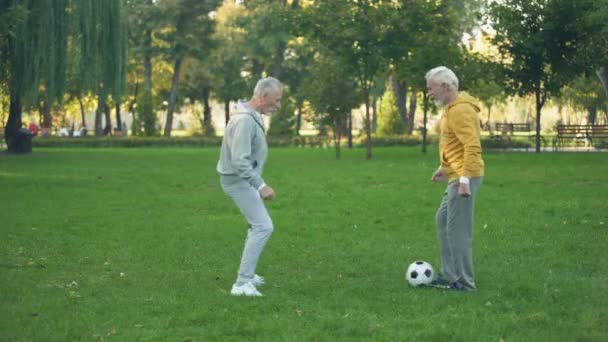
[384,0,478,135]
[2,0,127,152]
[303,0,387,159]
[208,0,248,126]
[546,0,608,97]
[156,0,220,137]
[76,0,128,136]
[377,87,405,136]
[562,75,608,125]
[234,0,302,136]
[125,0,162,136]
[491,0,576,153]
[303,54,360,159]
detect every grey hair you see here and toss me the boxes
[425,66,459,91]
[253,77,283,97]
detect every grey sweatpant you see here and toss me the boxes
[436,177,483,290]
[220,175,274,285]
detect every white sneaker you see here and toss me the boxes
[230,282,263,297]
[252,274,265,286]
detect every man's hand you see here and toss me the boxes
[458,182,471,197]
[259,185,275,200]
[431,168,447,183]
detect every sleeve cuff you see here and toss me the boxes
[459,176,470,184]
[257,183,267,191]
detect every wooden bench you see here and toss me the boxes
[493,122,533,136]
[553,125,608,151]
[491,122,541,149]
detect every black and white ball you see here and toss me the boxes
[406,261,435,287]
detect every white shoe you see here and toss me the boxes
[230,282,263,297]
[252,274,265,286]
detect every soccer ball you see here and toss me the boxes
[406,261,435,287]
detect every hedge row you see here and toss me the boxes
[30,135,428,148]
[30,135,548,149]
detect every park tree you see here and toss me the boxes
[125,0,163,136]
[280,35,315,136]
[303,54,360,159]
[234,0,302,136]
[383,0,481,135]
[490,0,577,153]
[377,86,405,136]
[208,0,248,126]
[156,0,221,137]
[1,0,127,152]
[180,59,216,136]
[544,0,608,98]
[302,0,387,159]
[561,75,608,125]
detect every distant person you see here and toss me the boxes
[217,77,283,297]
[28,122,39,136]
[425,66,484,291]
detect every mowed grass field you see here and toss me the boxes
[1,146,607,341]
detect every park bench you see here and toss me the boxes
[552,124,608,151]
[491,122,541,149]
[493,122,533,137]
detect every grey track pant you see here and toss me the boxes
[436,177,483,289]
[220,175,274,285]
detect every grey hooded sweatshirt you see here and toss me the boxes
[216,101,268,189]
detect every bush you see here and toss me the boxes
[481,137,532,149]
[32,134,554,150]
[32,136,223,148]
[353,134,429,147]
[593,139,608,149]
[377,90,405,136]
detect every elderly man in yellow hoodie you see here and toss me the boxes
[425,66,484,291]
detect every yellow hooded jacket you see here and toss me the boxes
[439,92,485,182]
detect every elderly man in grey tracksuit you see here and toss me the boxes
[217,77,283,297]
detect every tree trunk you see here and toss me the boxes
[95,86,104,136]
[390,71,407,129]
[588,106,597,125]
[202,86,213,136]
[422,93,429,154]
[333,118,341,160]
[596,66,608,98]
[77,96,87,128]
[104,102,112,135]
[371,96,378,133]
[164,57,183,137]
[365,87,372,160]
[224,98,230,125]
[407,89,417,134]
[486,105,492,133]
[296,99,303,135]
[115,102,122,132]
[348,110,353,149]
[40,97,52,131]
[272,41,286,80]
[534,85,545,154]
[128,82,139,118]
[5,93,23,153]
[144,30,152,94]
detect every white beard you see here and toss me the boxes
[434,98,446,107]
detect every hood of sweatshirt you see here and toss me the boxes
[448,92,481,113]
[233,100,265,131]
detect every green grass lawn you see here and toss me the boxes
[1,147,607,341]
